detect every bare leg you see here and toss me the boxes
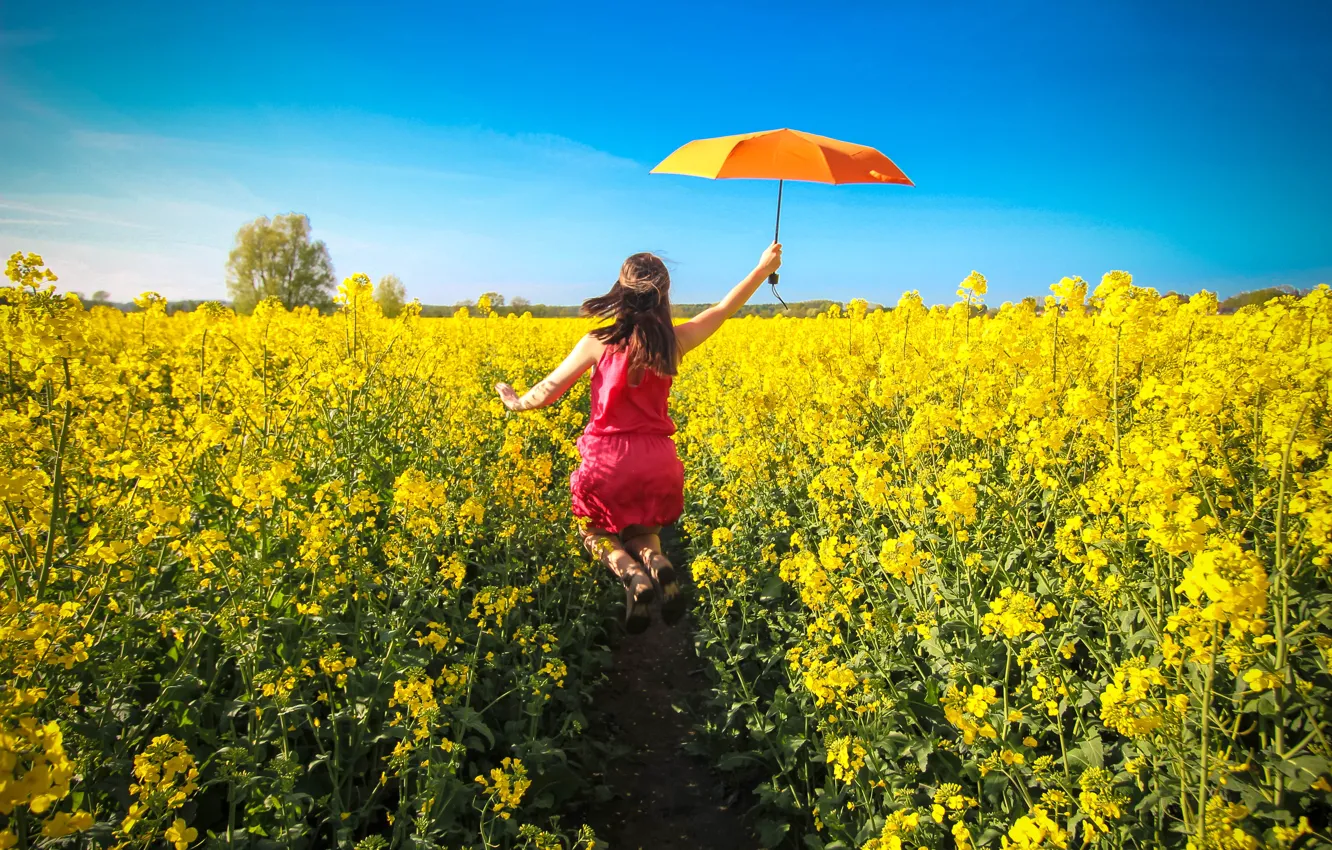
[620,525,663,565]
[621,525,684,625]
[582,527,647,582]
[582,526,654,633]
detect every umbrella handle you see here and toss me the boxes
[768,272,788,309]
[769,180,788,309]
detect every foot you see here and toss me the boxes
[639,549,685,626]
[621,565,655,634]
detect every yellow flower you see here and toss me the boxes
[165,818,198,850]
[861,808,921,850]
[953,820,975,850]
[1176,540,1269,634]
[879,532,926,585]
[1188,798,1258,850]
[982,588,1052,639]
[942,684,998,744]
[41,811,93,838]
[1099,658,1167,738]
[1001,806,1068,849]
[958,270,988,300]
[825,735,867,783]
[1242,668,1281,693]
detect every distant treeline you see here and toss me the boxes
[1214,285,1310,314]
[419,300,855,319]
[74,285,1317,317]
[80,297,858,319]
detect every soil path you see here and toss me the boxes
[582,574,755,850]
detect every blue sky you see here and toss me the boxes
[1,0,1329,306]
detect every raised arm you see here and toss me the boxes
[495,334,603,412]
[675,243,782,355]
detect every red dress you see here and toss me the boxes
[570,345,684,534]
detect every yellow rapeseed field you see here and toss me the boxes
[3,251,1330,849]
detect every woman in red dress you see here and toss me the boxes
[495,242,783,632]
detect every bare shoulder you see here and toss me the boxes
[673,309,717,355]
[576,332,606,354]
[574,332,606,365]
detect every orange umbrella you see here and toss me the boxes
[651,128,913,305]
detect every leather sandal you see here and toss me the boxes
[640,549,685,626]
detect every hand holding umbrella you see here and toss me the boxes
[757,241,783,282]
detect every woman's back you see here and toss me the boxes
[584,344,675,437]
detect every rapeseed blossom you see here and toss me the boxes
[5,250,1331,848]
[677,276,1332,849]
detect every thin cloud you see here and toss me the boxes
[69,130,150,151]
[67,121,639,180]
[497,130,642,171]
[66,127,520,185]
[0,199,154,230]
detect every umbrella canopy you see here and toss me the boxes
[651,128,912,307]
[650,128,913,185]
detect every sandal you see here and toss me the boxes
[640,549,685,626]
[622,567,655,634]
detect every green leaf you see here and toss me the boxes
[718,752,763,772]
[453,706,495,748]
[913,740,934,772]
[756,818,790,848]
[983,771,1009,802]
[1070,733,1104,769]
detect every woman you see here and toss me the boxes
[495,242,783,631]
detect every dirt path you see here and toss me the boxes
[581,598,755,850]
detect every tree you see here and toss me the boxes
[510,296,530,308]
[479,291,506,308]
[225,213,335,313]
[92,290,111,303]
[1219,285,1297,314]
[375,274,407,318]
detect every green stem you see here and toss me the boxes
[1197,621,1219,838]
[1270,400,1308,807]
[37,358,72,600]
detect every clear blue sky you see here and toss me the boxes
[1,0,1329,306]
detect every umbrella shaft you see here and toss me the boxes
[774,179,783,242]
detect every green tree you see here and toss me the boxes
[1218,285,1297,314]
[479,291,506,308]
[225,213,335,313]
[375,274,407,318]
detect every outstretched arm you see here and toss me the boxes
[675,243,782,355]
[495,334,602,412]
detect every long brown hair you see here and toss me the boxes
[581,252,678,378]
